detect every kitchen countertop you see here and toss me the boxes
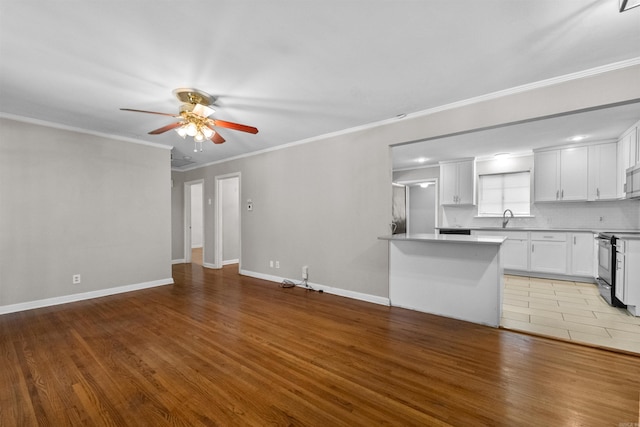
[379,233,506,245]
[614,233,640,240]
[437,227,640,234]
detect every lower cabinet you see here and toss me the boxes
[472,231,529,270]
[503,237,530,271]
[472,230,596,279]
[570,232,595,277]
[530,232,567,275]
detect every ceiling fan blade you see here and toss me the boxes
[148,122,184,135]
[212,119,259,134]
[120,108,179,117]
[205,124,225,144]
[211,132,225,144]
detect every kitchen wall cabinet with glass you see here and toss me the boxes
[439,159,475,205]
[534,147,588,202]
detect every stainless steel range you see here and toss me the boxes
[596,232,626,308]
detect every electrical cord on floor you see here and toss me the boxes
[280,278,323,293]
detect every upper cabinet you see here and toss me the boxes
[617,121,640,198]
[439,159,475,205]
[534,146,588,202]
[588,142,618,201]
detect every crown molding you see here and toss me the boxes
[0,112,173,151]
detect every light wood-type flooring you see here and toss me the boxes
[502,275,640,354]
[1,262,640,426]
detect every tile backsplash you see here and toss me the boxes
[442,200,640,230]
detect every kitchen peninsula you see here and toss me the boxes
[379,233,506,327]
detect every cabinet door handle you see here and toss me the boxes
[574,236,576,245]
[597,188,600,198]
[532,244,535,253]
[556,190,559,200]
[561,189,564,199]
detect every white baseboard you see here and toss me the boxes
[0,278,174,315]
[239,269,390,307]
[202,262,217,269]
[222,259,239,266]
[172,259,186,264]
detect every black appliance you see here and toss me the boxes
[439,228,471,235]
[596,232,626,308]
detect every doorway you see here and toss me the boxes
[407,179,438,234]
[214,173,241,269]
[393,179,439,234]
[184,180,204,264]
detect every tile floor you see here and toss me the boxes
[501,275,640,354]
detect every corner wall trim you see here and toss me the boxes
[239,269,390,307]
[0,278,174,315]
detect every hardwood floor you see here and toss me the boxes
[1,263,639,426]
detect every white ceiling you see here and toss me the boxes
[1,1,639,170]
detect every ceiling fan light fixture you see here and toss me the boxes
[185,122,198,136]
[175,126,187,138]
[202,126,214,139]
[194,131,205,142]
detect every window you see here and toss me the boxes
[478,171,530,216]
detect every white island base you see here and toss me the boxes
[380,234,506,327]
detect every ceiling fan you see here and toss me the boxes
[121,88,258,149]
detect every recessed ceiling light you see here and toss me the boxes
[569,135,586,142]
[395,113,407,119]
[182,156,192,160]
[415,157,428,163]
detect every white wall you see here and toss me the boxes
[0,118,173,311]
[170,63,640,301]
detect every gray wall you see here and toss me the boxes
[170,64,640,300]
[0,118,172,308]
[221,177,240,262]
[191,183,203,248]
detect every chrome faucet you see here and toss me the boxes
[502,209,514,228]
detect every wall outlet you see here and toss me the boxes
[302,265,309,280]
[72,274,81,285]
[269,260,274,268]
[275,261,280,269]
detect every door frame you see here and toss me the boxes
[214,172,241,269]
[184,179,204,263]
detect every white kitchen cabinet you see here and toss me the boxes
[619,239,640,316]
[439,159,475,205]
[534,147,588,202]
[473,230,529,271]
[615,240,626,303]
[533,150,560,202]
[587,143,618,201]
[530,232,567,274]
[570,232,595,277]
[617,122,639,198]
